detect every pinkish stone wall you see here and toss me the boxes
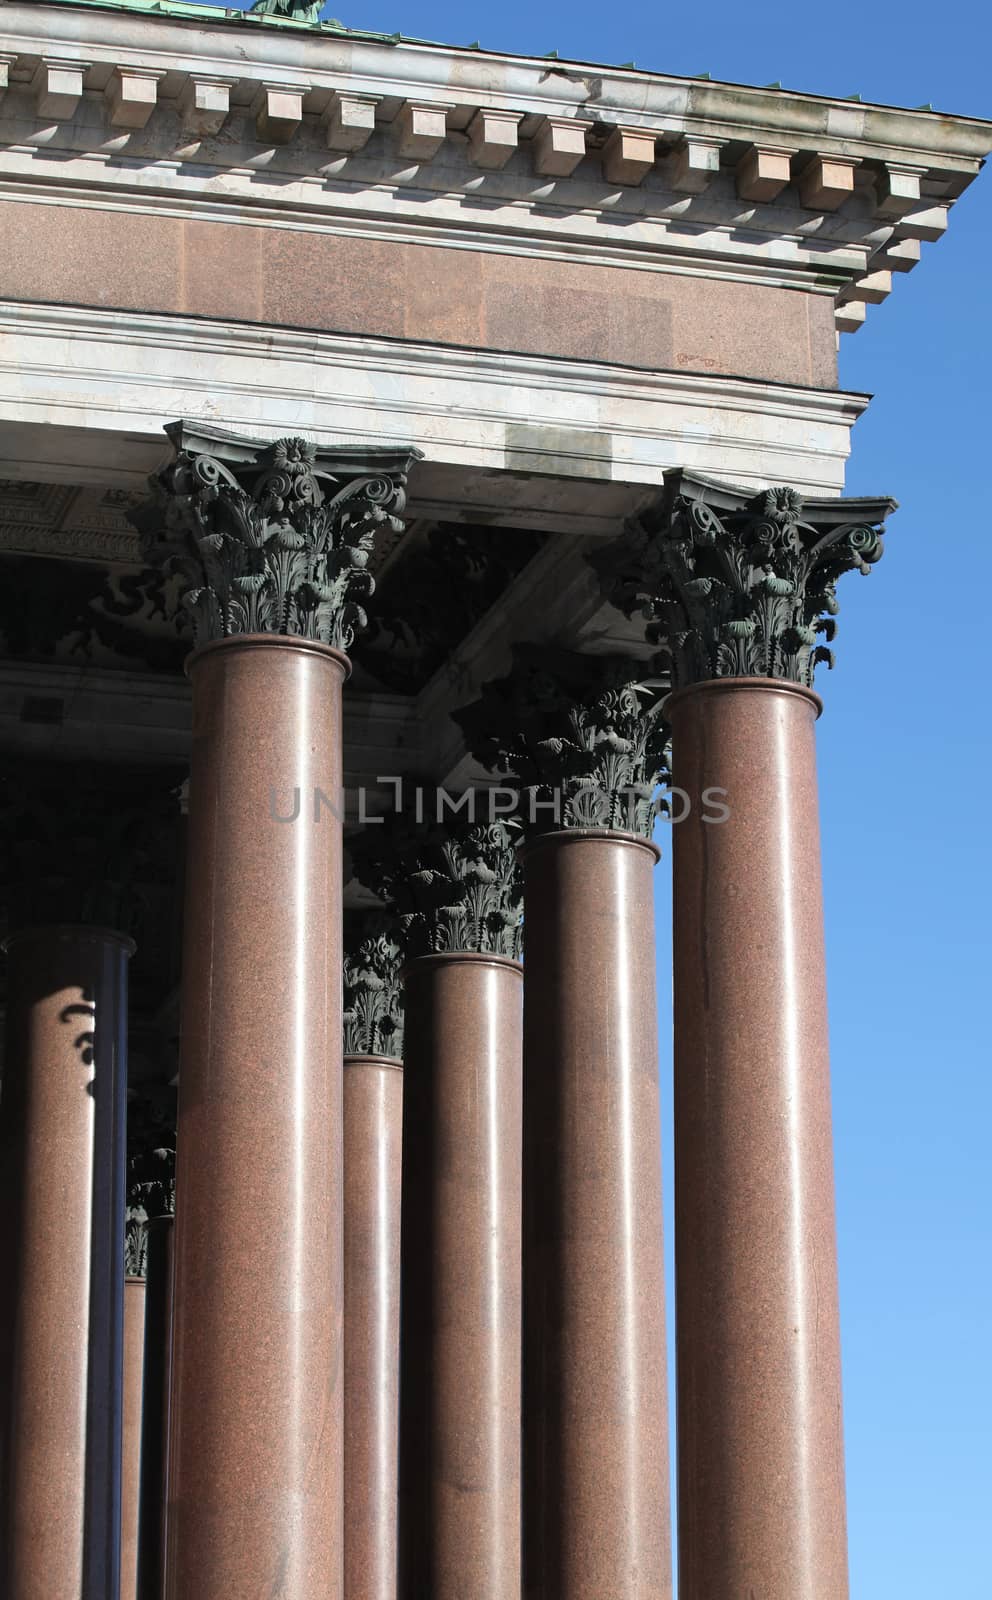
[0,200,838,388]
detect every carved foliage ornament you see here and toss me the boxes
[351,813,523,961]
[132,426,421,652]
[343,918,405,1058]
[592,480,893,689]
[456,647,671,840]
[125,1143,176,1278]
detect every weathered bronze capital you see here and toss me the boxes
[125,1141,176,1278]
[350,807,522,961]
[343,912,405,1058]
[590,469,897,690]
[130,421,422,652]
[455,645,670,841]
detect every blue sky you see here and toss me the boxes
[254,0,992,1588]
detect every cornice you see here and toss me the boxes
[1,1,988,330]
[3,4,989,165]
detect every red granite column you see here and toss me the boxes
[584,469,893,1600]
[522,830,670,1600]
[137,1215,174,1600]
[0,925,132,1600]
[165,635,347,1600]
[130,422,418,1600]
[121,1276,147,1600]
[670,678,848,1599]
[344,1053,403,1600]
[399,953,523,1600]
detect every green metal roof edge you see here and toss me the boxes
[23,0,416,44]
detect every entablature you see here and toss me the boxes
[1,0,989,337]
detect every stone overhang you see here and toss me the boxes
[0,0,989,346]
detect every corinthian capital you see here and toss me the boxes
[130,421,422,651]
[590,470,897,690]
[351,809,522,962]
[455,646,670,840]
[125,1141,176,1278]
[343,913,405,1058]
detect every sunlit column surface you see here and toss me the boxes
[343,1053,404,1600]
[0,925,132,1600]
[164,633,348,1599]
[121,1276,146,1600]
[590,470,895,1600]
[670,678,848,1598]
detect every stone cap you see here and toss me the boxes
[160,419,423,481]
[652,467,898,529]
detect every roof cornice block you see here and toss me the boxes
[105,64,165,128]
[602,126,657,187]
[31,55,87,118]
[324,90,379,153]
[252,80,306,144]
[467,107,523,171]
[533,116,591,177]
[179,74,232,136]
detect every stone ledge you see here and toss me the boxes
[0,301,868,509]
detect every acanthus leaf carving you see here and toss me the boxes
[351,808,523,962]
[130,423,422,653]
[455,646,671,840]
[125,1141,176,1278]
[343,914,405,1058]
[590,472,895,690]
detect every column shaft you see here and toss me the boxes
[522,830,670,1600]
[137,1217,174,1600]
[399,954,522,1600]
[670,678,848,1598]
[344,1055,403,1600]
[121,1278,147,1600]
[165,635,347,1599]
[0,926,131,1600]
